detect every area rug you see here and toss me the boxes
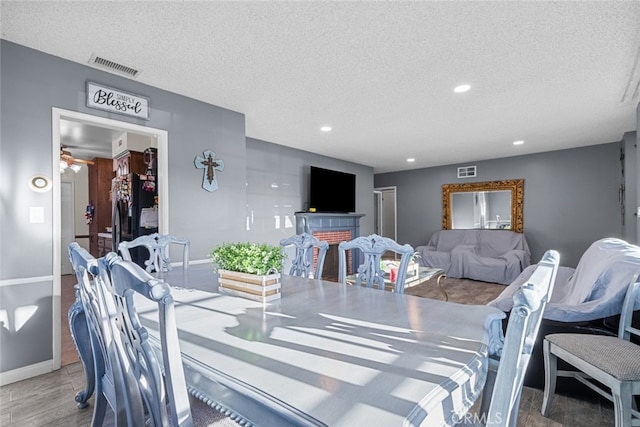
[404,276,507,305]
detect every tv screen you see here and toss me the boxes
[309,166,356,213]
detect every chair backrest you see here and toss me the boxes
[100,252,193,426]
[279,233,329,279]
[118,233,190,273]
[338,234,415,293]
[486,249,560,426]
[68,243,145,425]
[619,273,640,341]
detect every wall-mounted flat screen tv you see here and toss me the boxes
[309,166,356,213]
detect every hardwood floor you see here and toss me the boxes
[0,276,616,426]
[61,274,80,366]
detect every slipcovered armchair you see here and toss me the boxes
[488,237,640,389]
[489,238,640,323]
[416,229,530,285]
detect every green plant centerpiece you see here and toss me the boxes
[210,242,286,303]
[210,242,285,275]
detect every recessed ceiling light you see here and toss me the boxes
[513,140,525,145]
[407,158,416,162]
[320,126,332,132]
[453,84,471,93]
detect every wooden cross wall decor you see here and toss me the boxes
[194,150,225,192]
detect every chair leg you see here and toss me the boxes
[509,388,523,427]
[541,339,557,417]
[612,383,633,427]
[480,359,498,420]
[91,392,108,427]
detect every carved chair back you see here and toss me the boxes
[68,242,145,425]
[337,234,415,293]
[118,233,190,273]
[280,233,329,279]
[100,252,194,426]
[481,249,559,426]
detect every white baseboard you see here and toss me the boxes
[0,360,54,386]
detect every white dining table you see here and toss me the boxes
[141,264,506,427]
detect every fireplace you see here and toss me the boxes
[295,212,364,281]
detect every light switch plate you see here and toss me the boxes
[30,207,44,223]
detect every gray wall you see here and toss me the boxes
[623,131,638,243]
[375,143,626,268]
[0,41,373,375]
[245,138,374,246]
[637,102,640,244]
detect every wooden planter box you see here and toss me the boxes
[218,269,281,303]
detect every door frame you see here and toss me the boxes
[374,186,397,242]
[51,107,169,369]
[60,181,74,275]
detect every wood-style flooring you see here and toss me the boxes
[0,276,616,426]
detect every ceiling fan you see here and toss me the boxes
[60,145,95,173]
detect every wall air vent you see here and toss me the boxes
[88,54,141,78]
[457,165,477,178]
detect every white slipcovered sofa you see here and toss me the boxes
[415,229,531,285]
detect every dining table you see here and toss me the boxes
[141,263,506,426]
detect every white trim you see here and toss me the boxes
[0,360,55,386]
[0,276,54,287]
[52,111,62,371]
[51,107,170,376]
[374,186,398,243]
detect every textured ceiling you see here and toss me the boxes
[2,1,640,173]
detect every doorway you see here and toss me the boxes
[374,186,397,241]
[52,108,169,368]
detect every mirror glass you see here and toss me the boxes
[442,179,524,233]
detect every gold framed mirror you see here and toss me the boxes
[442,179,524,233]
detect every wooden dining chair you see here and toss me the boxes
[279,232,329,279]
[118,232,190,273]
[337,234,415,293]
[67,242,96,409]
[101,253,241,426]
[99,252,193,425]
[68,242,145,426]
[479,249,560,426]
[541,274,640,427]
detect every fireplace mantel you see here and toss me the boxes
[295,213,365,279]
[295,212,365,236]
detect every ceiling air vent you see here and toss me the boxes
[457,165,477,178]
[88,54,141,78]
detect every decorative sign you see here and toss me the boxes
[86,81,150,120]
[195,150,225,192]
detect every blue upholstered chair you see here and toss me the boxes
[279,233,329,279]
[118,233,190,273]
[337,234,414,294]
[541,274,640,427]
[478,250,560,426]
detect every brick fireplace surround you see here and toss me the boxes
[295,212,365,281]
